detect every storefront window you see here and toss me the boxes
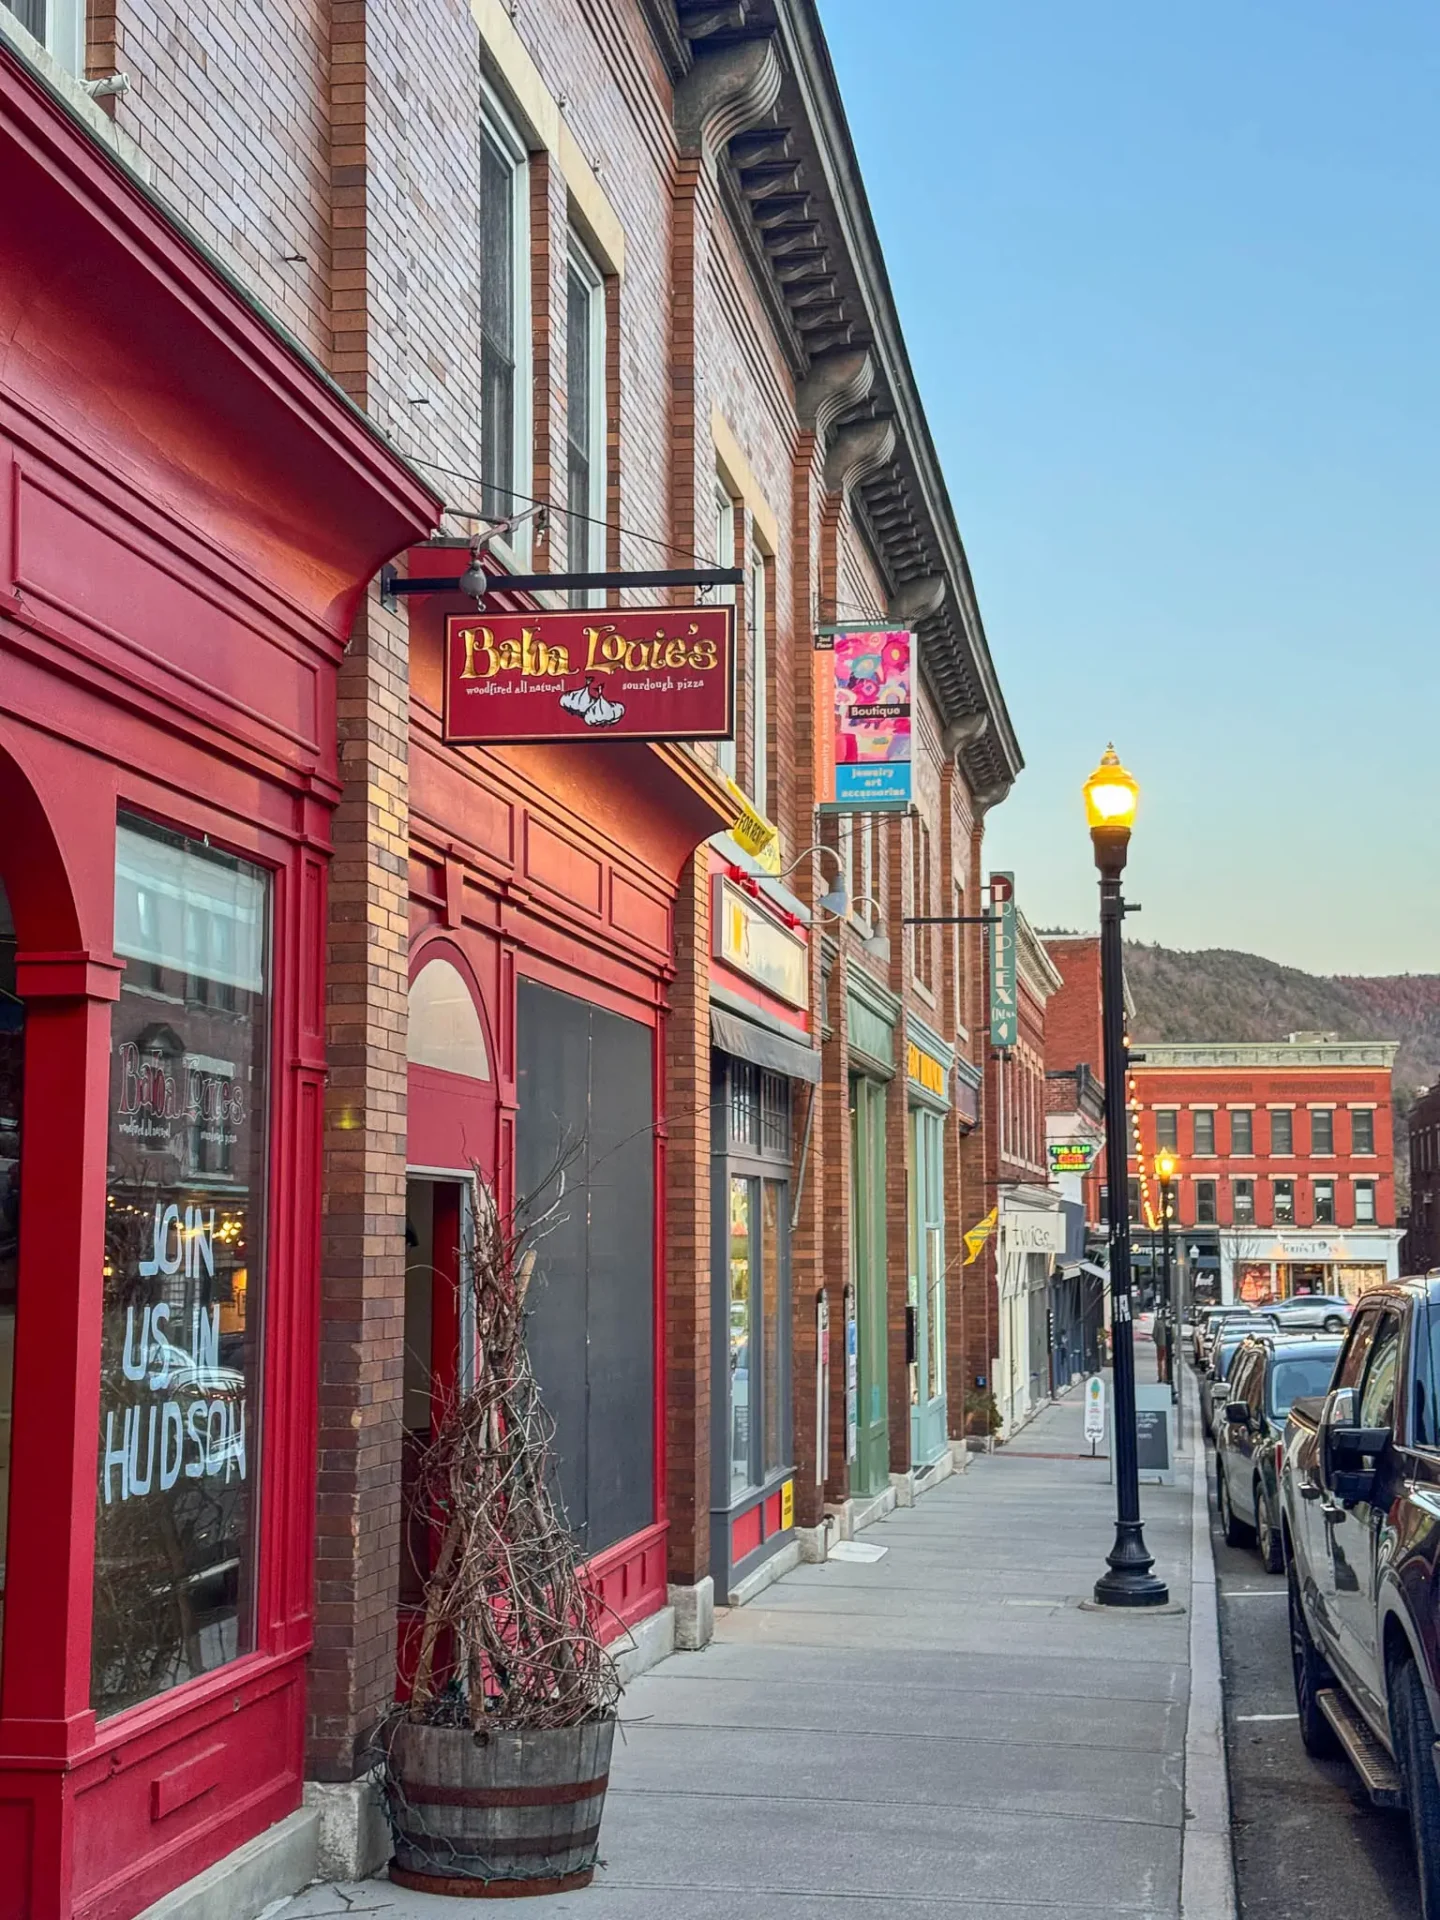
[93,819,269,1717]
[0,881,20,1679]
[761,1182,783,1477]
[728,1177,752,1494]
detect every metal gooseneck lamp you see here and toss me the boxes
[1085,747,1169,1608]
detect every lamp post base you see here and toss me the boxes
[1093,1520,1170,1608]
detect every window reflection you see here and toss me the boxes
[93,820,269,1717]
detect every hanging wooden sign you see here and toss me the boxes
[443,606,735,746]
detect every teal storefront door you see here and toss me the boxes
[849,1072,890,1498]
[908,1104,947,1465]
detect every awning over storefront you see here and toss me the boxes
[711,1006,821,1083]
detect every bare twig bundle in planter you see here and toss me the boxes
[405,1169,619,1733]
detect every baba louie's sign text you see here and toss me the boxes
[444,606,735,746]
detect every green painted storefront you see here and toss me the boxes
[846,972,898,1500]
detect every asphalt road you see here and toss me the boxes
[1207,1438,1420,1917]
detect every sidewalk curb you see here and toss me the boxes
[1180,1373,1238,1920]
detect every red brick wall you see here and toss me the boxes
[1131,1063,1396,1230]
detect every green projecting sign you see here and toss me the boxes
[989,871,1017,1048]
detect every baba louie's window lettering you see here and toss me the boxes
[93,819,270,1718]
[443,606,735,746]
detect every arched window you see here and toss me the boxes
[407,957,490,1081]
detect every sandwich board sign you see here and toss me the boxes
[1108,1383,1175,1486]
[1083,1375,1106,1454]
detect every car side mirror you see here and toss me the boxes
[1224,1400,1251,1427]
[1322,1386,1388,1505]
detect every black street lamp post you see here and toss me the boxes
[1084,747,1169,1608]
[1156,1156,1178,1406]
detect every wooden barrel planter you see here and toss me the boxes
[385,1715,616,1898]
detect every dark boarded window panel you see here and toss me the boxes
[516,982,592,1539]
[516,981,655,1560]
[584,1003,655,1553]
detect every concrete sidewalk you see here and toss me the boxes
[289,1375,1230,1920]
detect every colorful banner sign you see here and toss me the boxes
[1049,1141,1099,1175]
[444,606,734,746]
[816,626,913,808]
[989,870,1017,1048]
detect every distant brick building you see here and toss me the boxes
[1130,1036,1403,1306]
[1406,1082,1440,1273]
[1041,934,1110,1381]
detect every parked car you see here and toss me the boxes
[1281,1276,1440,1914]
[1264,1293,1352,1335]
[1195,1304,1276,1367]
[1201,1320,1280,1436]
[1213,1333,1342,1569]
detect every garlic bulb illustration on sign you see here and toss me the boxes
[584,691,625,728]
[559,678,597,716]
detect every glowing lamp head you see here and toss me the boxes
[1083,746,1140,833]
[1154,1148,1178,1184]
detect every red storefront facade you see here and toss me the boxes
[397,566,734,1679]
[0,52,437,1920]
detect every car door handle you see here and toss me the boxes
[1300,1483,1322,1501]
[1320,1499,1345,1524]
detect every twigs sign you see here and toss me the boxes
[444,606,735,746]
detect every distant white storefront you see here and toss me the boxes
[1218,1227,1405,1305]
[996,1187,1066,1433]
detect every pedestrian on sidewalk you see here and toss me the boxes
[1154,1309,1172,1384]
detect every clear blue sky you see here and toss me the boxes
[820,1,1438,976]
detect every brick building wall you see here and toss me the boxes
[1407,1082,1440,1272]
[46,0,1024,1796]
[1130,1057,1397,1233]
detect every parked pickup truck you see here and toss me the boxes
[1281,1275,1440,1915]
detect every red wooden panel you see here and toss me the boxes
[731,1504,763,1563]
[150,1744,225,1823]
[610,871,671,954]
[14,467,320,759]
[0,1803,33,1920]
[763,1492,784,1536]
[524,817,604,916]
[586,1522,669,1642]
[70,1671,301,1914]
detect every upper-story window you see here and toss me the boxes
[4,0,84,71]
[1230,1109,1253,1155]
[565,239,605,600]
[1270,1108,1293,1155]
[1351,1108,1375,1155]
[1354,1179,1377,1225]
[1273,1177,1296,1224]
[1193,1109,1216,1156]
[1155,1109,1178,1152]
[747,541,769,813]
[713,484,737,780]
[1310,1108,1335,1155]
[1195,1178,1217,1226]
[1313,1179,1336,1225]
[1232,1178,1255,1224]
[479,91,531,528]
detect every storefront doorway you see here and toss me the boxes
[710,1054,794,1597]
[849,1074,889,1498]
[0,881,18,1671]
[908,1106,947,1467]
